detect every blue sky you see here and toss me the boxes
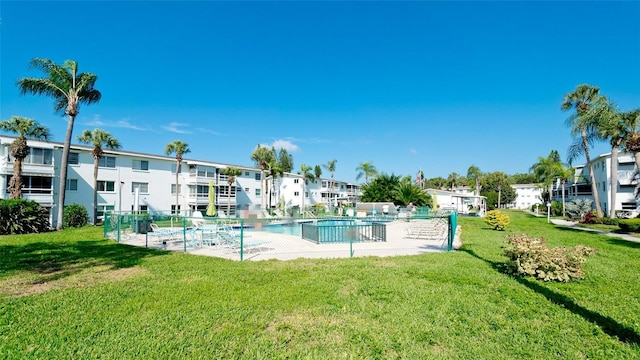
[1,1,639,183]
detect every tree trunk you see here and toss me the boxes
[610,144,619,218]
[175,160,180,215]
[633,151,640,176]
[227,181,232,217]
[93,157,99,224]
[561,180,566,217]
[582,127,604,217]
[9,157,24,199]
[56,114,76,229]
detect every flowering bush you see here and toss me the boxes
[484,210,510,231]
[503,233,596,282]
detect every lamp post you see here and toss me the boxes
[546,202,551,223]
[119,181,125,214]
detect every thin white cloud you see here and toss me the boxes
[82,115,148,131]
[197,128,222,136]
[271,139,299,152]
[409,148,418,155]
[162,122,191,134]
[114,120,146,131]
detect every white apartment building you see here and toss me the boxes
[0,135,360,227]
[555,152,638,217]
[511,184,543,210]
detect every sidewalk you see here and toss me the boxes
[549,218,640,244]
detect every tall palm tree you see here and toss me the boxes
[467,165,482,196]
[250,145,275,211]
[355,161,378,184]
[266,159,284,210]
[299,163,315,213]
[531,150,563,204]
[165,140,190,215]
[78,129,121,224]
[323,159,337,207]
[222,166,242,217]
[446,172,459,191]
[314,165,322,180]
[17,58,101,229]
[591,97,639,217]
[0,116,50,199]
[562,84,604,217]
[623,109,640,171]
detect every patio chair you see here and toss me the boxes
[192,211,205,228]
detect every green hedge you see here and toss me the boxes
[618,218,640,232]
[0,199,50,235]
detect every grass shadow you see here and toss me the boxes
[460,247,640,345]
[0,239,167,277]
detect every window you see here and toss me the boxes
[131,205,148,212]
[255,173,261,180]
[294,179,299,184]
[7,176,53,194]
[26,148,53,165]
[188,185,208,197]
[197,165,216,178]
[171,205,181,215]
[255,189,261,196]
[68,152,79,165]
[97,205,115,219]
[66,178,78,191]
[131,182,149,194]
[237,186,242,192]
[97,181,115,192]
[305,191,309,198]
[245,171,249,176]
[171,163,182,174]
[294,191,300,196]
[98,156,116,168]
[171,184,182,195]
[245,188,249,192]
[132,159,149,171]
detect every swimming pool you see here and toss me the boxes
[246,219,386,243]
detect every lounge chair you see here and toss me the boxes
[192,211,205,228]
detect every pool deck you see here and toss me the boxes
[116,219,459,261]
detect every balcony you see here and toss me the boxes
[0,160,55,177]
[618,170,637,186]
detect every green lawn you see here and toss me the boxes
[1,212,639,359]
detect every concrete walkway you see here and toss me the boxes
[549,218,640,244]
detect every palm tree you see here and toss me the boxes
[222,166,242,217]
[591,97,640,217]
[623,109,640,171]
[0,116,50,199]
[531,150,563,204]
[392,181,430,207]
[562,84,604,217]
[323,159,337,207]
[266,159,284,210]
[355,161,378,184]
[557,165,575,217]
[446,172,459,191]
[299,163,315,213]
[250,145,275,211]
[78,129,121,224]
[17,58,101,229]
[314,165,322,180]
[165,140,190,215]
[467,165,482,196]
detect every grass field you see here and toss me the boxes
[1,211,639,359]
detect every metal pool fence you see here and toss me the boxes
[104,211,458,261]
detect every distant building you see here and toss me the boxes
[0,135,360,227]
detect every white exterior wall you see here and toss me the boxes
[512,184,543,210]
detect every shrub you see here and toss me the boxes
[551,201,563,216]
[503,233,597,282]
[581,212,602,224]
[618,218,640,233]
[63,203,89,228]
[601,217,619,226]
[484,210,510,231]
[0,199,50,235]
[566,199,593,221]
